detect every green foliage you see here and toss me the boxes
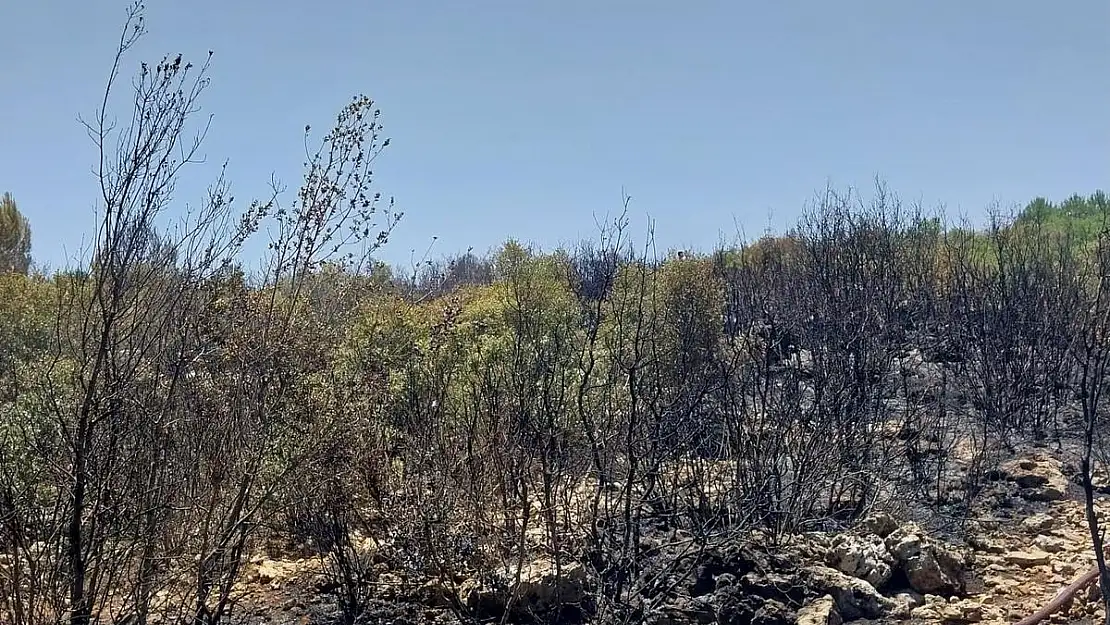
[0,272,56,369]
[342,292,432,396]
[0,192,32,274]
[3,170,1109,621]
[1015,190,1110,244]
[657,255,724,361]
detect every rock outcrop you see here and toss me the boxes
[825,513,969,600]
[885,522,968,595]
[804,564,897,619]
[999,454,1069,502]
[830,533,895,588]
[457,557,591,619]
[795,594,842,625]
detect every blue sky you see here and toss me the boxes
[1,1,1107,272]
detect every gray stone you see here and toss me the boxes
[795,595,842,625]
[804,565,896,620]
[1000,455,1069,502]
[830,533,894,588]
[884,524,966,595]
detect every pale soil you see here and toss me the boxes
[219,463,1110,625]
[952,496,1110,625]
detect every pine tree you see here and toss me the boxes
[0,192,32,274]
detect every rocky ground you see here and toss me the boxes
[217,448,1110,625]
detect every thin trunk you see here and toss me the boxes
[68,415,90,625]
[1082,351,1110,625]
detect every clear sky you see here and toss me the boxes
[2,1,1107,272]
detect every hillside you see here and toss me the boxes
[2,4,1110,625]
